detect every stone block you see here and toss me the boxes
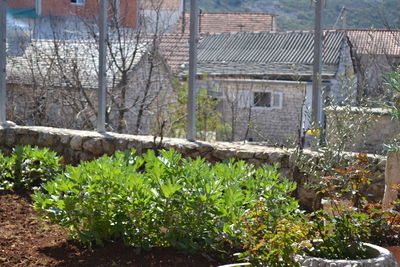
[70,136,83,151]
[38,133,57,147]
[5,130,15,146]
[60,135,70,145]
[255,151,270,160]
[236,150,255,159]
[212,149,235,160]
[102,139,115,155]
[115,139,128,151]
[18,134,38,146]
[83,138,104,156]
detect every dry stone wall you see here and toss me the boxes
[0,125,387,209]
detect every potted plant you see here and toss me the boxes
[363,198,400,264]
[298,154,398,266]
[297,205,397,266]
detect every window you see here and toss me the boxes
[252,91,282,109]
[254,92,272,107]
[71,0,85,6]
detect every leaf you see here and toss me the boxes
[160,181,182,198]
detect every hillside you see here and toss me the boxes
[197,0,400,31]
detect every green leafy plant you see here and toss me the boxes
[33,148,291,259]
[239,199,310,266]
[306,209,371,260]
[0,145,62,191]
[166,78,228,141]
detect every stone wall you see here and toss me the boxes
[0,124,387,210]
[326,107,400,154]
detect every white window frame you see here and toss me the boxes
[71,0,85,6]
[251,90,283,110]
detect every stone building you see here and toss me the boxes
[6,39,175,135]
[346,29,400,100]
[193,30,354,143]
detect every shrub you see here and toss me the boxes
[33,149,295,257]
[238,200,309,266]
[305,209,371,260]
[0,145,62,191]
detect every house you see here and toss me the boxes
[345,29,400,99]
[7,0,138,39]
[191,30,354,143]
[6,38,175,135]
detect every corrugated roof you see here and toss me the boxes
[196,31,345,77]
[345,29,400,55]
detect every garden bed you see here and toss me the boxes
[0,192,218,266]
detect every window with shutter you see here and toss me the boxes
[238,90,251,108]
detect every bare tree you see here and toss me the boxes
[7,0,183,136]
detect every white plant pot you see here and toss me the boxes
[295,243,398,267]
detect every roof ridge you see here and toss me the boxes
[186,12,276,16]
[327,28,400,32]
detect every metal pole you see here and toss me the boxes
[98,0,107,133]
[181,0,186,33]
[187,0,198,141]
[312,0,324,126]
[0,0,6,125]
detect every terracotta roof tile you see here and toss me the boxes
[156,33,190,73]
[176,12,276,34]
[345,29,400,55]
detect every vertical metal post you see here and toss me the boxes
[187,0,198,141]
[312,0,324,126]
[181,0,186,33]
[98,0,108,133]
[0,0,6,125]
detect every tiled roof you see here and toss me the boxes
[196,31,346,78]
[140,0,182,11]
[176,12,276,34]
[7,40,147,88]
[345,29,400,55]
[156,33,190,73]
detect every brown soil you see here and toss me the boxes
[0,192,220,267]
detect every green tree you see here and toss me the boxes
[166,80,227,142]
